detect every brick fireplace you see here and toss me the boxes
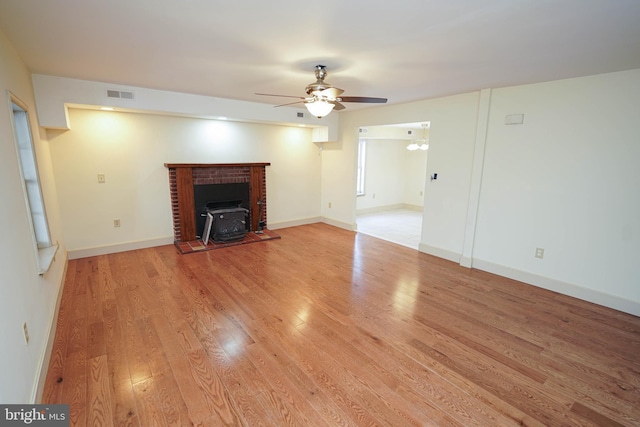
[165,163,270,243]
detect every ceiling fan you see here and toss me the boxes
[256,65,387,118]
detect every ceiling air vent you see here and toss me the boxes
[106,89,135,100]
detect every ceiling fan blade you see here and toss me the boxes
[339,96,387,103]
[321,87,344,99]
[274,100,305,107]
[255,92,305,100]
[331,101,346,111]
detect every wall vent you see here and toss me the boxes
[408,130,413,135]
[106,89,135,100]
[297,112,304,118]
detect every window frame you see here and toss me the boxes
[356,138,367,196]
[8,92,57,274]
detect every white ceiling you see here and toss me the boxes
[1,0,639,112]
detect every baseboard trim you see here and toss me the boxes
[68,236,174,260]
[459,255,473,268]
[322,217,356,231]
[255,216,355,233]
[33,251,69,403]
[356,203,422,216]
[472,258,640,317]
[418,243,462,264]
[268,217,322,230]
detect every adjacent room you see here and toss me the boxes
[1,1,639,426]
[355,122,429,249]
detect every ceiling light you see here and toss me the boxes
[407,123,429,151]
[305,100,334,118]
[100,107,114,111]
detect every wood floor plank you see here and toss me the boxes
[131,378,166,427]
[108,380,139,427]
[152,371,198,427]
[87,355,114,427]
[60,350,88,427]
[245,343,333,427]
[42,223,640,426]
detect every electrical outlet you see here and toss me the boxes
[97,173,105,183]
[372,193,376,199]
[114,219,121,228]
[328,202,332,208]
[23,322,29,345]
[420,191,423,196]
[535,248,545,259]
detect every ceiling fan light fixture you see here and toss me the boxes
[305,100,334,118]
[406,143,420,151]
[256,65,386,115]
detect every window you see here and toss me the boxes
[10,95,57,274]
[356,138,366,196]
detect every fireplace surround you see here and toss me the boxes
[165,163,270,243]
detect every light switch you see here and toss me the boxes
[98,173,105,183]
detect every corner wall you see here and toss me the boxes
[331,92,480,253]
[333,69,640,316]
[0,29,67,403]
[47,108,322,256]
[473,69,640,314]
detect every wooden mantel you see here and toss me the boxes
[165,163,270,242]
[165,163,271,169]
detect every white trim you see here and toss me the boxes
[459,255,473,268]
[33,252,68,403]
[461,88,491,263]
[472,258,640,317]
[322,217,356,231]
[268,217,356,232]
[268,217,322,230]
[418,243,461,263]
[67,236,173,260]
[37,244,59,275]
[356,203,423,216]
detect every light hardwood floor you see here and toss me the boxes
[43,223,640,426]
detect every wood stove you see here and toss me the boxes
[203,206,249,244]
[194,183,250,239]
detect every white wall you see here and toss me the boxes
[402,148,428,208]
[0,30,66,403]
[473,70,640,313]
[356,139,405,211]
[330,92,480,256]
[48,108,321,256]
[329,70,640,315]
[356,139,427,212]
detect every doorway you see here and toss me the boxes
[355,122,430,249]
